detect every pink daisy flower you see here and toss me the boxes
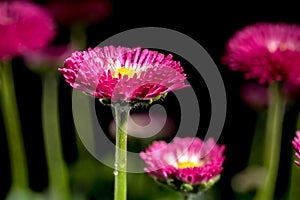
[0,1,56,60]
[140,137,225,193]
[292,131,300,166]
[59,46,188,103]
[46,0,111,26]
[222,22,300,85]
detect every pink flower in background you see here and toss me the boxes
[46,0,111,26]
[283,82,300,100]
[222,23,300,85]
[59,46,188,102]
[24,45,72,70]
[0,1,56,60]
[240,82,300,110]
[109,112,176,139]
[292,131,300,166]
[140,137,225,192]
[240,83,269,110]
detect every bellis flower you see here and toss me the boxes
[0,1,56,60]
[59,46,188,105]
[140,137,225,193]
[222,22,300,85]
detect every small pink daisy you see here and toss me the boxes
[222,22,300,85]
[59,46,188,104]
[0,1,56,60]
[292,131,300,166]
[140,137,225,193]
[46,0,111,26]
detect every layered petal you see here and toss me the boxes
[59,46,188,102]
[222,23,300,85]
[0,1,56,60]
[140,137,225,192]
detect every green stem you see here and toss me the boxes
[248,112,266,166]
[113,105,129,200]
[42,73,71,200]
[254,82,286,200]
[0,61,28,189]
[183,193,190,200]
[74,97,95,157]
[70,24,87,51]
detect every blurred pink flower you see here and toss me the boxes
[109,112,176,139]
[59,46,188,102]
[240,82,300,111]
[292,131,300,166]
[24,45,72,70]
[0,1,56,60]
[140,137,225,192]
[240,83,269,110]
[283,82,300,100]
[222,23,300,85]
[46,0,111,26]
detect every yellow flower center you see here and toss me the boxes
[177,161,200,169]
[113,68,137,78]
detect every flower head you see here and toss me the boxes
[59,46,188,104]
[0,1,56,60]
[222,22,300,85]
[140,137,225,193]
[46,0,111,26]
[292,131,300,166]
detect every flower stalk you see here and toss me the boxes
[70,24,87,51]
[254,81,286,200]
[113,104,129,200]
[41,72,71,200]
[0,61,29,190]
[183,193,191,200]
[248,112,266,166]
